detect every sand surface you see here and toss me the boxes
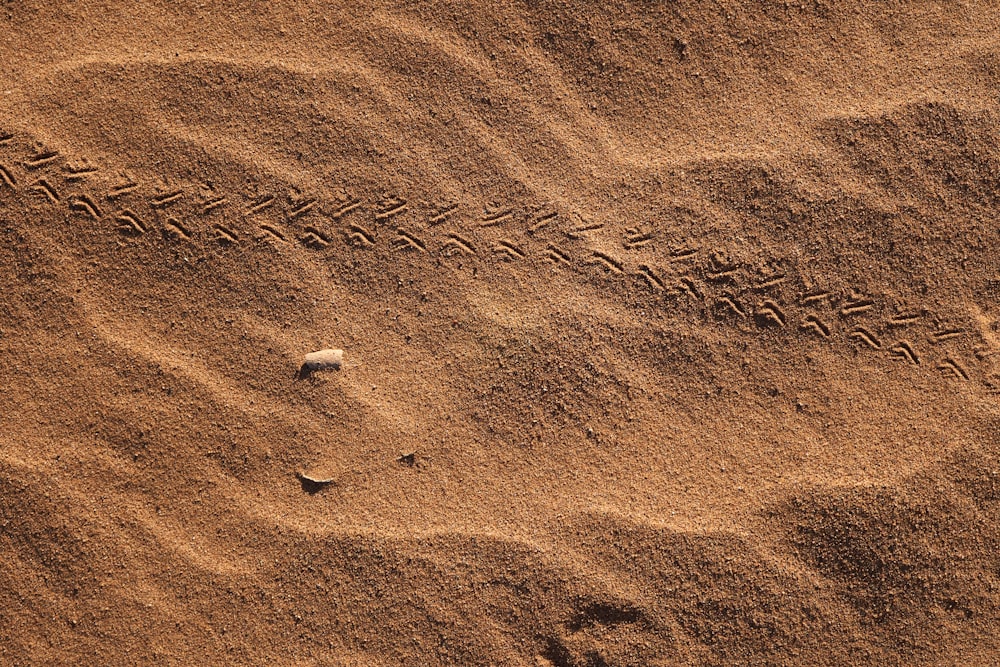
[2,1,1000,665]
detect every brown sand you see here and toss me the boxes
[2,1,1000,665]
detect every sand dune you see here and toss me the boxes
[3,1,1000,664]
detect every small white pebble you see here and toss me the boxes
[304,349,343,370]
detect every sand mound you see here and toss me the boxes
[2,1,1000,664]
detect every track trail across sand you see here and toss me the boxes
[0,131,994,391]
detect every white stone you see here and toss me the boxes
[303,348,343,370]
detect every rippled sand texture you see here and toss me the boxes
[3,2,1000,665]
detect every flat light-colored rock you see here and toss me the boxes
[303,348,343,370]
